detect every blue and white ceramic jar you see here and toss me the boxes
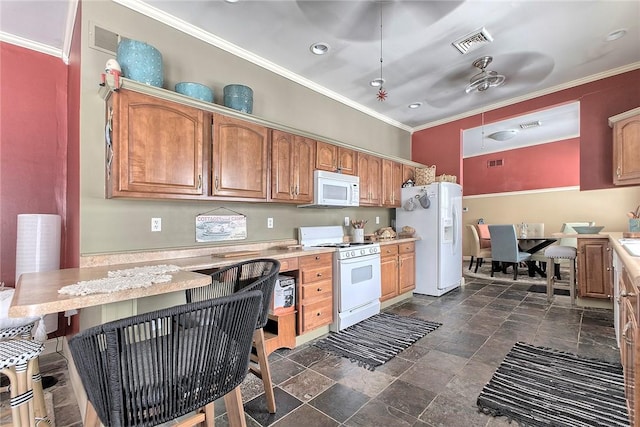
[116,39,164,87]
[223,84,253,113]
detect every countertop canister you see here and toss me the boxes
[116,39,164,87]
[224,84,253,113]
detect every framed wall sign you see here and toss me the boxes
[195,210,247,242]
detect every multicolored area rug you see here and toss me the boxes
[477,342,628,426]
[314,312,441,370]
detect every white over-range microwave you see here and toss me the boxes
[299,170,360,208]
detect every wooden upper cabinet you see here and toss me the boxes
[316,141,358,175]
[358,153,382,206]
[270,130,315,203]
[212,113,268,200]
[382,159,402,207]
[402,165,416,184]
[611,110,640,185]
[106,89,208,199]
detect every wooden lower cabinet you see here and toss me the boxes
[577,238,612,299]
[380,242,415,301]
[620,266,639,426]
[297,253,333,334]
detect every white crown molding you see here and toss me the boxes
[113,0,412,132]
[463,186,580,199]
[0,32,62,59]
[61,0,79,65]
[413,62,640,133]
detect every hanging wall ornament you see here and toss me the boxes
[376,4,387,101]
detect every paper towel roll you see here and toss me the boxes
[15,214,62,335]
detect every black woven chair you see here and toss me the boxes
[69,291,262,427]
[186,258,280,414]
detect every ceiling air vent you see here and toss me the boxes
[519,120,542,129]
[452,27,493,54]
[90,22,120,55]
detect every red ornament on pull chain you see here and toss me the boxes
[375,3,388,102]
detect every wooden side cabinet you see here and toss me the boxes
[380,242,415,301]
[577,238,612,299]
[620,266,639,426]
[106,89,208,199]
[610,109,640,185]
[270,130,315,203]
[211,113,269,200]
[297,253,333,334]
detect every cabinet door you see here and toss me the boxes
[402,165,415,184]
[613,114,640,185]
[577,238,612,299]
[399,252,416,294]
[337,147,358,175]
[382,160,402,207]
[109,89,207,198]
[293,135,315,203]
[271,130,296,201]
[380,255,398,302]
[212,114,268,199]
[316,141,338,172]
[358,153,382,206]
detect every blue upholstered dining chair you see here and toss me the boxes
[488,224,532,280]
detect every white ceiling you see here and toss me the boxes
[1,0,638,140]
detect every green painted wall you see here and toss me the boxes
[79,1,410,254]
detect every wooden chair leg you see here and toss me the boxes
[513,263,518,280]
[468,256,475,270]
[474,258,482,273]
[224,386,247,427]
[569,258,576,306]
[30,357,52,426]
[253,328,276,413]
[546,257,554,303]
[85,400,101,427]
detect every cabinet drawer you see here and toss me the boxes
[301,298,333,332]
[380,244,399,257]
[301,265,332,284]
[279,257,299,272]
[399,242,415,254]
[299,252,333,268]
[301,280,333,302]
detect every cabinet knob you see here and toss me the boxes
[317,273,322,277]
[197,175,202,190]
[315,256,320,260]
[316,312,321,316]
[317,287,322,292]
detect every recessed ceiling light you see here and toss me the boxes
[224,0,240,3]
[606,29,627,41]
[487,130,519,141]
[310,42,330,55]
[408,103,422,109]
[370,78,385,87]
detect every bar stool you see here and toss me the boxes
[0,338,44,426]
[544,245,577,305]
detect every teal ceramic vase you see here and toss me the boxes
[175,82,214,103]
[224,84,253,113]
[116,39,164,87]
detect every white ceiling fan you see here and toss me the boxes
[465,56,506,94]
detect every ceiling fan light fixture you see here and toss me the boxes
[310,42,330,55]
[370,78,385,87]
[465,56,506,93]
[408,102,422,109]
[488,129,519,141]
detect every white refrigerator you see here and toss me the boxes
[396,182,463,296]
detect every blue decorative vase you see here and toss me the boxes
[175,82,214,103]
[224,84,253,113]
[116,39,164,87]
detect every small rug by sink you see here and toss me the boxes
[527,284,570,296]
[313,312,441,370]
[477,342,628,426]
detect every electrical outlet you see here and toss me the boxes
[151,217,161,232]
[344,216,350,227]
[375,216,380,224]
[267,217,274,229]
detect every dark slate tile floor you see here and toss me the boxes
[40,275,620,427]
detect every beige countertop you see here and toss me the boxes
[10,237,419,319]
[608,232,640,287]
